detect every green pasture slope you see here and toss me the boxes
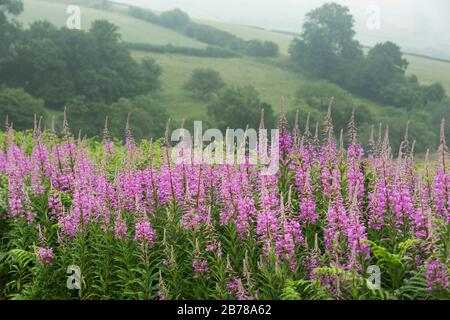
[19,0,206,47]
[16,0,450,123]
[198,18,450,94]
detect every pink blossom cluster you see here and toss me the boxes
[1,112,449,294]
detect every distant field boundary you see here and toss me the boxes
[269,29,450,65]
[30,0,450,64]
[123,42,240,58]
[399,52,450,64]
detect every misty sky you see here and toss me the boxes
[113,0,450,59]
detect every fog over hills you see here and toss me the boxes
[113,0,450,60]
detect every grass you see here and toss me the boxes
[15,0,450,129]
[131,51,306,119]
[21,0,450,96]
[197,18,450,94]
[197,19,294,55]
[131,51,387,123]
[405,55,450,93]
[19,0,206,47]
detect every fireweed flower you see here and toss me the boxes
[31,143,50,195]
[226,277,253,300]
[425,259,449,291]
[47,192,63,220]
[192,259,210,279]
[114,218,128,240]
[3,110,450,299]
[433,168,449,222]
[59,209,80,238]
[257,175,279,253]
[134,220,156,246]
[37,247,53,265]
[275,217,303,269]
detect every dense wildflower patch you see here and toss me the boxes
[0,108,448,300]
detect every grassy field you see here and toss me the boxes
[198,18,450,94]
[197,19,294,55]
[132,51,389,124]
[131,51,305,119]
[405,55,450,92]
[15,0,450,126]
[20,0,450,95]
[19,0,206,47]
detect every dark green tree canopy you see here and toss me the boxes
[289,2,446,110]
[0,0,23,58]
[159,8,190,29]
[289,3,362,78]
[0,87,47,131]
[0,0,23,15]
[0,19,162,109]
[207,86,275,131]
[183,68,225,100]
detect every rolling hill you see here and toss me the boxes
[11,0,450,154]
[18,0,206,47]
[18,0,450,96]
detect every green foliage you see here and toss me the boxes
[128,6,279,57]
[184,68,226,100]
[0,87,47,131]
[123,42,239,58]
[289,3,447,111]
[0,0,23,15]
[358,42,408,99]
[0,0,22,60]
[207,85,275,131]
[65,94,170,140]
[0,19,162,109]
[159,8,190,29]
[289,3,362,79]
[245,39,279,57]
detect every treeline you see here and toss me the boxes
[0,1,170,139]
[39,0,111,10]
[180,67,276,133]
[289,3,447,110]
[123,42,240,58]
[0,20,162,109]
[0,88,170,140]
[128,7,279,58]
[284,81,450,153]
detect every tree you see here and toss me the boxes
[0,0,23,58]
[245,40,279,57]
[207,86,274,131]
[64,96,110,137]
[295,80,373,134]
[184,68,225,100]
[65,94,170,140]
[0,24,75,108]
[159,9,190,29]
[379,81,424,110]
[107,95,169,140]
[360,41,408,98]
[289,3,362,78]
[139,58,162,93]
[0,0,22,15]
[0,18,162,108]
[0,87,47,130]
[422,82,446,103]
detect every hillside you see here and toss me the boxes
[9,0,448,153]
[197,19,450,94]
[18,0,206,47]
[18,0,450,95]
[17,0,450,109]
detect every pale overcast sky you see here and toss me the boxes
[113,0,450,59]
